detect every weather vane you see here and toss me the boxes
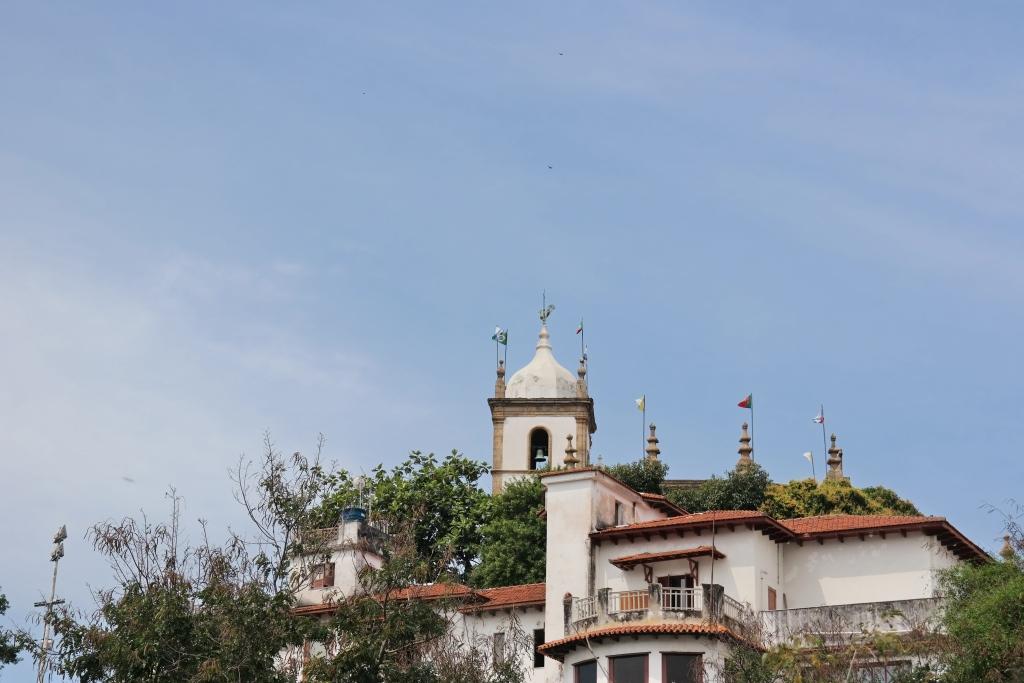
[539,290,555,323]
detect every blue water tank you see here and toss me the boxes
[341,506,367,523]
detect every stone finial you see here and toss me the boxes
[736,422,753,469]
[576,358,588,398]
[564,434,579,468]
[825,433,847,481]
[494,360,506,398]
[1000,535,1017,562]
[645,423,661,461]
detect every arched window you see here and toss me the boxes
[529,428,550,470]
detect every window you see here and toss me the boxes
[767,587,777,611]
[533,628,545,668]
[492,632,505,666]
[311,562,335,588]
[610,654,647,683]
[529,428,550,470]
[614,501,625,526]
[574,660,597,683]
[663,653,703,683]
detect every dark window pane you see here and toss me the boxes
[611,654,646,683]
[533,629,545,668]
[575,660,597,683]
[665,654,702,683]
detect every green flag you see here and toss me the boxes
[492,326,508,345]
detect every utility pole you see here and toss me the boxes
[34,524,67,683]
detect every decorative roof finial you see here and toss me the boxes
[736,422,753,469]
[494,360,506,398]
[645,423,661,461]
[825,433,847,481]
[539,290,555,324]
[564,434,579,468]
[1000,535,1017,562]
[576,358,588,398]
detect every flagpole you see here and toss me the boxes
[504,329,508,368]
[749,401,755,459]
[642,397,646,459]
[819,404,827,459]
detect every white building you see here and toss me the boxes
[295,318,989,683]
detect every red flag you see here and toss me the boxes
[737,394,753,409]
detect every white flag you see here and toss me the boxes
[803,452,813,463]
[635,395,645,411]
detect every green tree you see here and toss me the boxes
[667,463,772,513]
[472,477,546,588]
[51,493,315,683]
[759,478,920,519]
[0,589,29,670]
[938,555,1024,681]
[605,459,669,494]
[318,451,491,583]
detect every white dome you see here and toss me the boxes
[506,325,577,399]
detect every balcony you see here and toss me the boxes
[759,597,944,647]
[566,584,752,636]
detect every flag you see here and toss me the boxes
[576,318,584,335]
[738,393,753,409]
[803,452,813,463]
[635,395,645,411]
[813,412,824,425]
[491,327,508,345]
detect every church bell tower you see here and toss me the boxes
[488,306,596,493]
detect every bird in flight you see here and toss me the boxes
[121,476,136,484]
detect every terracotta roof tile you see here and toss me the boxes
[780,515,944,534]
[463,582,546,611]
[610,546,725,570]
[390,582,476,601]
[639,492,688,515]
[538,622,752,660]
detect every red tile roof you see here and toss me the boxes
[294,582,547,618]
[390,582,477,601]
[462,582,546,612]
[610,546,725,570]
[591,510,988,562]
[591,510,792,542]
[639,492,688,516]
[780,514,944,534]
[538,622,753,660]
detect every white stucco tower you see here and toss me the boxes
[488,314,596,494]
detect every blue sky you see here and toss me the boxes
[2,2,1023,676]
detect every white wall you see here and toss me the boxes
[591,525,777,610]
[781,532,958,608]
[457,608,547,683]
[503,415,579,472]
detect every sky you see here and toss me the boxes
[2,2,1023,677]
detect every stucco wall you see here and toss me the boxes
[781,532,956,608]
[504,415,579,471]
[591,525,776,609]
[457,608,547,683]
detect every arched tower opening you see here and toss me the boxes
[529,427,550,470]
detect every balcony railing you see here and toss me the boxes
[567,583,742,634]
[608,589,649,614]
[662,587,702,612]
[759,597,944,646]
